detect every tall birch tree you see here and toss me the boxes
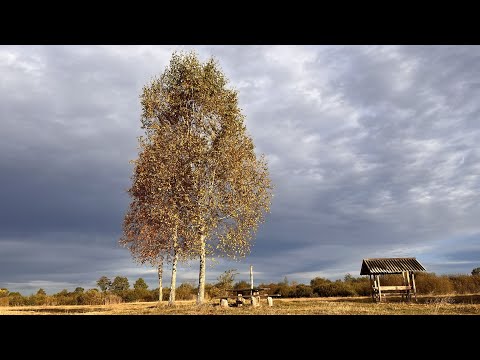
[139,52,272,304]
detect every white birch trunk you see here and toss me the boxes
[169,228,178,305]
[196,234,206,305]
[158,257,164,302]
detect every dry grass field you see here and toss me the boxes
[2,295,480,315]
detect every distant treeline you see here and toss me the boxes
[1,271,480,306]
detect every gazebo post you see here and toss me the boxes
[411,273,417,302]
[405,271,411,302]
[368,274,375,301]
[376,275,382,302]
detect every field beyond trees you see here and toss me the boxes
[2,295,480,315]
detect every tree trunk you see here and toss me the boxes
[158,257,164,302]
[169,228,178,306]
[196,234,206,305]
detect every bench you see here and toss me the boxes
[372,285,414,301]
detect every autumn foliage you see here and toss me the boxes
[120,52,273,304]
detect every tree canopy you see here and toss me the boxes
[111,276,130,293]
[134,278,149,290]
[97,276,111,292]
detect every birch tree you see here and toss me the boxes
[139,52,273,305]
[120,124,195,305]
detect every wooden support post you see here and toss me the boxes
[368,274,375,301]
[251,296,260,307]
[411,273,417,302]
[405,271,411,302]
[401,271,406,301]
[267,296,273,307]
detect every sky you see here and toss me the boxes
[1,45,480,294]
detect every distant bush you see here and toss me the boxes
[82,289,104,305]
[314,281,356,297]
[294,284,313,298]
[8,292,26,306]
[343,275,371,296]
[448,275,480,294]
[133,288,154,302]
[0,288,8,305]
[233,280,250,290]
[176,283,196,300]
[161,287,170,301]
[206,284,222,299]
[104,294,123,305]
[375,274,403,286]
[415,273,454,295]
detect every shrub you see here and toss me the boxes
[294,284,313,298]
[8,292,26,306]
[0,288,9,305]
[82,289,104,305]
[206,284,222,299]
[104,294,123,305]
[0,297,9,306]
[132,288,152,302]
[449,275,480,294]
[176,283,195,300]
[233,281,250,290]
[415,273,454,295]
[344,275,371,296]
[162,287,171,301]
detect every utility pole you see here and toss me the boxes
[250,265,254,296]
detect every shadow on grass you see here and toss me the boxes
[329,294,480,304]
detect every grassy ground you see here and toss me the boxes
[2,294,480,315]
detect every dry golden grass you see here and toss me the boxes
[2,295,480,315]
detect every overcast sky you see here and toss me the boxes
[1,45,480,294]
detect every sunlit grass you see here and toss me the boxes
[2,295,480,315]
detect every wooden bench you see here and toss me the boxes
[372,285,414,301]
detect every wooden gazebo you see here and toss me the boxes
[360,257,426,302]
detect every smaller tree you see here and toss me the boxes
[74,287,85,293]
[134,278,149,290]
[472,267,480,276]
[97,276,111,292]
[111,276,130,293]
[216,269,238,292]
[37,288,47,296]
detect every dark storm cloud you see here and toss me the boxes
[1,45,480,294]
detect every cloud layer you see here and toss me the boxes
[1,45,480,293]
